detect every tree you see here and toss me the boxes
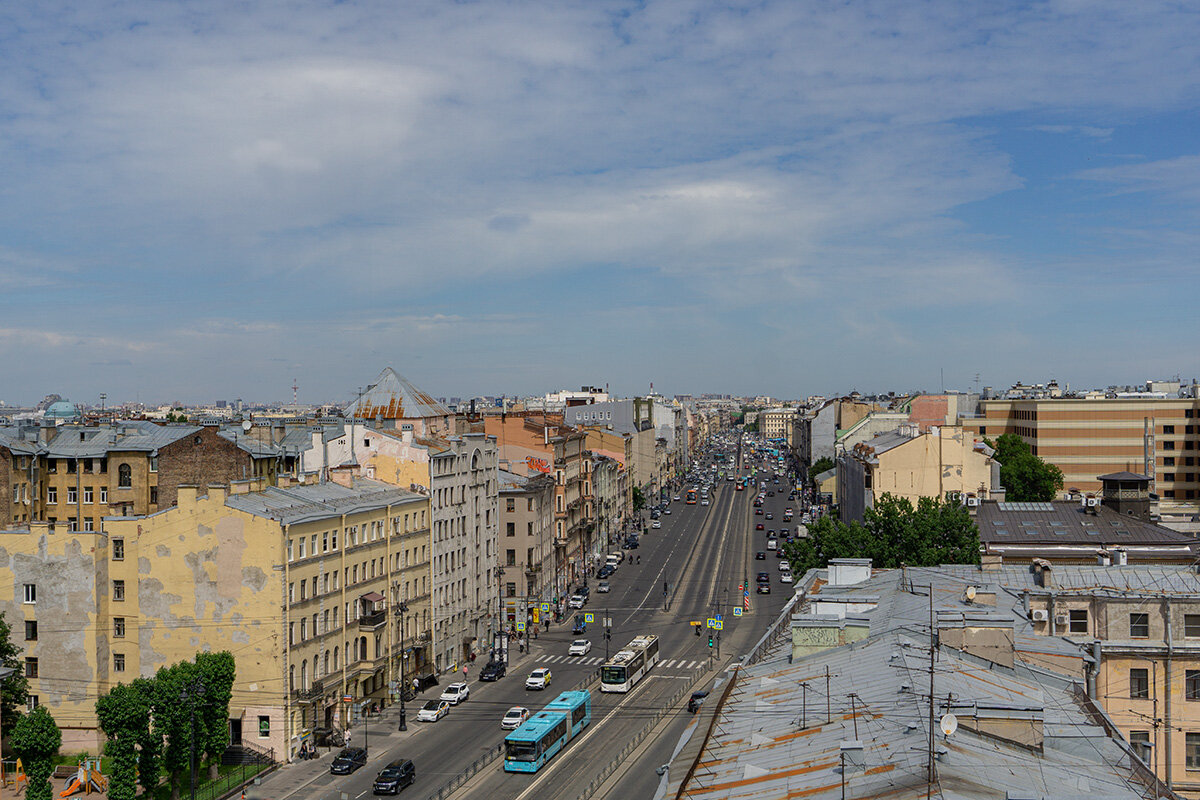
[632,486,646,513]
[988,433,1063,502]
[785,493,981,574]
[0,611,29,733]
[10,706,61,800]
[96,682,157,800]
[195,652,236,780]
[808,456,835,485]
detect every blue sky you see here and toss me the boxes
[2,1,1198,406]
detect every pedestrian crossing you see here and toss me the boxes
[535,654,703,670]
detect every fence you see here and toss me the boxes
[197,760,278,800]
[427,671,600,800]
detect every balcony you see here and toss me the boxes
[358,591,386,631]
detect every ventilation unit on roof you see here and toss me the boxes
[1030,609,1049,622]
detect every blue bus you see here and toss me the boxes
[504,691,592,773]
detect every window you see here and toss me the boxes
[113,580,125,602]
[506,549,516,567]
[83,486,93,503]
[1164,425,1176,434]
[1069,609,1088,634]
[1164,441,1176,451]
[1130,613,1150,638]
[25,658,37,678]
[113,618,125,638]
[1187,670,1200,700]
[112,538,125,561]
[506,521,515,537]
[506,498,515,512]
[84,517,94,532]
[118,464,132,487]
[47,487,57,504]
[99,487,107,503]
[24,621,37,641]
[1184,615,1200,638]
[114,653,125,672]
[149,486,158,505]
[67,487,78,504]
[1164,458,1176,467]
[506,582,517,597]
[259,715,271,737]
[1130,730,1151,762]
[27,696,38,711]
[23,584,35,604]
[1189,733,1200,770]
[1130,668,1149,698]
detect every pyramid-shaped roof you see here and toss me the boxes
[344,368,450,420]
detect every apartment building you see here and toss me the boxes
[759,406,797,444]
[0,477,429,762]
[497,470,555,632]
[961,396,1200,511]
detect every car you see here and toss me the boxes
[526,668,552,690]
[480,660,506,681]
[652,520,662,529]
[785,508,794,515]
[765,512,774,520]
[569,639,593,656]
[756,551,766,560]
[767,529,775,536]
[780,572,794,584]
[767,538,778,550]
[650,510,661,520]
[597,565,615,579]
[417,699,450,723]
[778,559,791,570]
[373,759,416,795]
[756,571,770,583]
[776,548,785,558]
[673,494,681,501]
[501,706,530,730]
[755,508,763,515]
[578,584,591,597]
[756,523,765,531]
[609,552,624,565]
[597,581,611,593]
[664,507,672,515]
[440,682,469,705]
[568,594,585,609]
[757,582,771,594]
[331,747,368,775]
[767,491,775,497]
[572,614,587,634]
[624,538,639,549]
[701,499,710,505]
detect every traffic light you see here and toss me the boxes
[707,634,714,648]
[694,624,701,637]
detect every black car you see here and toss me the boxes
[623,537,639,549]
[756,572,770,583]
[373,759,416,794]
[480,661,506,681]
[331,747,368,775]
[597,565,615,579]
[757,582,771,594]
[755,551,766,560]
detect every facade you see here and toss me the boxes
[759,407,797,443]
[590,455,626,557]
[960,397,1200,511]
[837,424,1000,523]
[428,434,499,672]
[497,470,555,634]
[0,477,428,762]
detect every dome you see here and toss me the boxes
[44,400,80,419]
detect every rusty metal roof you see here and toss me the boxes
[344,368,450,420]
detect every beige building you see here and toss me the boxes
[497,470,555,634]
[0,476,429,762]
[759,407,798,445]
[837,424,1000,522]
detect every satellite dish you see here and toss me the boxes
[965,586,977,602]
[939,713,958,736]
[242,420,252,433]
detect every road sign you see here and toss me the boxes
[342,695,353,702]
[516,621,525,632]
[532,608,539,623]
[733,607,743,617]
[690,620,702,626]
[706,618,717,628]
[712,620,724,630]
[585,613,594,623]
[603,618,612,627]
[541,603,550,612]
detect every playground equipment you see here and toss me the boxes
[58,758,106,797]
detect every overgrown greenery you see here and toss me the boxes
[785,493,981,574]
[987,433,1064,502]
[96,653,236,800]
[808,456,835,484]
[11,706,61,800]
[0,611,29,733]
[632,486,646,512]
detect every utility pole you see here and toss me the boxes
[398,599,409,731]
[927,586,936,789]
[604,611,612,661]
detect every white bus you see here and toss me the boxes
[599,635,660,693]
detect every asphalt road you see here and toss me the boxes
[260,448,800,800]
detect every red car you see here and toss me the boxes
[756,523,765,530]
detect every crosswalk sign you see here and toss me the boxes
[733,607,743,617]
[713,620,724,630]
[541,603,550,612]
[584,613,594,623]
[706,618,717,628]
[516,621,525,632]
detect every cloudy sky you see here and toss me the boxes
[2,1,1198,406]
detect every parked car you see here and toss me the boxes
[331,747,368,774]
[417,699,450,723]
[440,682,470,705]
[526,668,552,690]
[598,565,615,579]
[501,706,530,730]
[480,661,506,681]
[372,759,416,795]
[568,639,593,656]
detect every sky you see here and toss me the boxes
[2,1,1198,406]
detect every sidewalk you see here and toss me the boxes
[261,646,545,800]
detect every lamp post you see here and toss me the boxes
[397,599,409,731]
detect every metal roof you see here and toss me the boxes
[344,368,450,420]
[224,477,421,524]
[976,501,1196,548]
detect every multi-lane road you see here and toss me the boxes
[259,455,800,800]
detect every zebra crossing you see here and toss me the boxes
[535,653,703,670]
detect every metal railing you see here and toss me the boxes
[197,760,278,800]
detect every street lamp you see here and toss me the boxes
[397,600,409,731]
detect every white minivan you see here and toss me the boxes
[767,537,778,551]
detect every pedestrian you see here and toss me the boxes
[518,639,525,654]
[462,664,468,679]
[413,677,419,695]
[469,651,476,664]
[345,729,352,745]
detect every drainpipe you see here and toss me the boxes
[283,523,292,762]
[1163,598,1174,790]
[1048,590,1057,637]
[1087,639,1100,699]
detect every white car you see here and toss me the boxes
[568,639,592,656]
[501,706,529,730]
[526,668,552,690]
[672,494,681,501]
[418,699,450,722]
[780,572,794,584]
[440,682,470,705]
[568,594,585,609]
[652,520,662,529]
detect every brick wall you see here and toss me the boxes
[157,426,255,508]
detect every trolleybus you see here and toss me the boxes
[503,690,592,773]
[599,634,660,693]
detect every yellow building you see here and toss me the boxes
[0,476,428,762]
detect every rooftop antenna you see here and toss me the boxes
[292,378,298,406]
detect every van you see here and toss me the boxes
[373,759,416,794]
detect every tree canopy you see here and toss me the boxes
[11,706,61,800]
[808,456,835,484]
[786,493,981,574]
[988,433,1064,502]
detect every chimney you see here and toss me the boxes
[1113,547,1128,567]
[177,485,199,507]
[979,553,1003,572]
[330,466,355,488]
[206,484,228,503]
[1097,549,1112,567]
[1031,558,1052,588]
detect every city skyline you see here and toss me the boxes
[3,1,1198,402]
